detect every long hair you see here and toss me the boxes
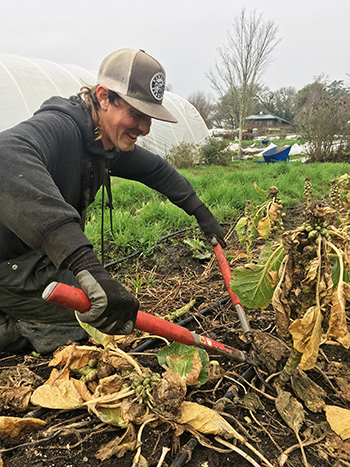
[78,85,121,140]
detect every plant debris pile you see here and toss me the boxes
[1,177,350,467]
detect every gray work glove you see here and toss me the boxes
[64,247,139,335]
[193,204,226,248]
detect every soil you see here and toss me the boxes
[1,206,350,467]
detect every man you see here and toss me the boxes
[0,48,225,354]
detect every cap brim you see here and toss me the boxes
[118,93,178,123]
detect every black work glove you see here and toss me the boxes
[64,247,139,335]
[193,204,226,248]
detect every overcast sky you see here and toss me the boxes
[2,0,349,100]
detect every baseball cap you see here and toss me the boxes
[97,49,177,123]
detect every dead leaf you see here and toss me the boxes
[133,454,149,467]
[324,433,350,460]
[257,216,271,239]
[208,362,224,382]
[176,401,245,443]
[46,368,70,384]
[269,201,280,221]
[318,268,334,306]
[184,349,202,385]
[267,269,279,288]
[49,345,100,369]
[291,369,326,412]
[301,257,319,289]
[252,330,290,373]
[94,374,124,397]
[335,374,350,402]
[0,416,46,442]
[152,368,186,419]
[119,400,149,425]
[30,369,92,409]
[275,390,305,435]
[96,424,139,460]
[272,254,292,338]
[30,381,84,409]
[289,305,323,370]
[325,405,350,440]
[91,388,153,430]
[107,355,134,371]
[344,244,350,274]
[232,393,265,412]
[328,284,350,348]
[303,420,330,442]
[229,250,247,264]
[0,387,33,412]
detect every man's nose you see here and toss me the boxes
[139,116,152,136]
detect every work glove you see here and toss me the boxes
[193,204,226,248]
[64,246,139,335]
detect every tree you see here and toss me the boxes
[211,92,238,129]
[294,79,350,162]
[258,86,297,122]
[207,9,280,157]
[294,77,326,113]
[187,91,215,128]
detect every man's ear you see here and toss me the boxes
[96,85,109,110]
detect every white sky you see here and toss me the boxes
[2,0,349,100]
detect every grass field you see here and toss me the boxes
[85,159,350,260]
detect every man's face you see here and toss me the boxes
[97,87,152,151]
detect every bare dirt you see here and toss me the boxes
[0,207,350,467]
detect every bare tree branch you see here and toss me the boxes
[207,8,281,156]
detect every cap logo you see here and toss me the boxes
[150,72,165,101]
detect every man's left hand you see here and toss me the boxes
[193,205,226,248]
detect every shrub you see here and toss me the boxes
[200,137,232,166]
[165,142,200,169]
[294,87,350,162]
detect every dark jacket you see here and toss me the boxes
[0,96,203,267]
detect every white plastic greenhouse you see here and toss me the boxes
[0,53,209,157]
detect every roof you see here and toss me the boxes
[246,112,291,124]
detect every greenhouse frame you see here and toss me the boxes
[0,53,209,157]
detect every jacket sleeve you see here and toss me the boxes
[0,114,92,268]
[109,145,204,215]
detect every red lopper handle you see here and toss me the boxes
[43,281,197,345]
[212,242,241,307]
[42,281,250,364]
[212,241,253,341]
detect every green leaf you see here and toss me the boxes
[235,217,247,241]
[254,182,268,197]
[75,317,114,348]
[93,406,128,428]
[230,245,284,308]
[157,342,209,386]
[193,250,211,260]
[331,253,349,289]
[183,238,211,260]
[258,242,276,263]
[230,264,275,308]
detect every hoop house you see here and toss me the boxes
[0,53,209,157]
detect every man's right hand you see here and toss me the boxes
[64,247,139,335]
[74,270,138,334]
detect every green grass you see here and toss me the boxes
[85,160,350,261]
